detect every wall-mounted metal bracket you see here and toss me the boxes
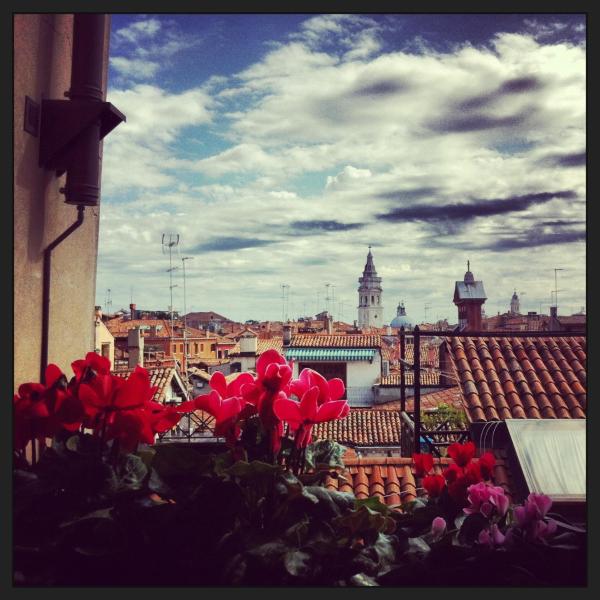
[39,99,125,174]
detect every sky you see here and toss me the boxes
[97,13,586,325]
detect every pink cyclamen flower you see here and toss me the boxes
[431,516,447,539]
[464,482,509,518]
[514,493,553,528]
[478,524,506,547]
[290,368,345,405]
[274,385,349,448]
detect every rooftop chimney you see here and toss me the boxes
[283,323,292,346]
[129,303,137,320]
[94,305,102,324]
[128,326,144,369]
[326,315,333,335]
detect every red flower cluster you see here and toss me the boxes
[193,351,349,456]
[412,443,497,507]
[14,353,194,455]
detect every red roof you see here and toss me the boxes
[444,336,586,422]
[290,334,382,348]
[112,366,186,403]
[375,386,465,412]
[313,410,401,446]
[325,454,513,509]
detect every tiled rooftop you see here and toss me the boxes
[229,337,284,356]
[313,410,401,446]
[290,334,382,348]
[113,366,184,403]
[106,318,219,340]
[444,336,586,422]
[379,370,442,386]
[325,455,513,509]
[375,386,465,412]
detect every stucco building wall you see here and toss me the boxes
[14,14,111,387]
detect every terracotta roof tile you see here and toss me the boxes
[313,409,401,446]
[375,387,466,413]
[113,366,184,403]
[444,336,586,422]
[339,454,514,509]
[379,371,441,386]
[290,334,382,348]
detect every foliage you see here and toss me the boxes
[421,403,468,430]
[13,353,586,586]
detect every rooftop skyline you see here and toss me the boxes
[97,14,586,324]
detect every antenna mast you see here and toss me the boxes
[162,233,180,366]
[280,284,290,322]
[105,288,112,315]
[181,255,194,373]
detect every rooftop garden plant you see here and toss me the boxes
[13,351,586,586]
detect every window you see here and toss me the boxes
[506,419,585,502]
[201,344,204,352]
[211,344,216,352]
[194,343,199,354]
[101,343,111,358]
[172,344,177,353]
[371,295,374,304]
[179,344,184,353]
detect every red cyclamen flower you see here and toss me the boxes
[423,474,446,498]
[412,452,434,477]
[478,451,496,480]
[447,441,476,467]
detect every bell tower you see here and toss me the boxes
[358,246,383,328]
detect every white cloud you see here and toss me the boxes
[98,16,585,323]
[114,18,162,44]
[326,166,372,190]
[110,56,161,80]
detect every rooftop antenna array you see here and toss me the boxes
[553,268,564,312]
[105,288,112,315]
[181,256,194,371]
[424,302,432,323]
[280,284,290,322]
[162,233,180,358]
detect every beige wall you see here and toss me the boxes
[94,320,115,368]
[14,15,111,387]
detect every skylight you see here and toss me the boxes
[506,419,586,502]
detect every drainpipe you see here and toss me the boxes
[40,205,85,382]
[38,14,125,382]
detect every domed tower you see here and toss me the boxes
[390,300,413,330]
[358,246,383,328]
[453,261,487,331]
[510,289,520,315]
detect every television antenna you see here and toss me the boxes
[280,284,290,322]
[105,288,112,315]
[181,256,194,372]
[424,302,432,322]
[162,233,180,355]
[553,268,564,312]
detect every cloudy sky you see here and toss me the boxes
[98,13,586,324]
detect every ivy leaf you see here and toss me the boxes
[304,440,346,470]
[283,550,312,579]
[349,572,379,586]
[407,536,431,556]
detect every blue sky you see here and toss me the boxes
[97,14,586,324]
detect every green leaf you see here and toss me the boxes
[225,460,281,480]
[59,508,113,528]
[304,439,346,470]
[407,536,431,556]
[349,572,379,586]
[283,550,312,578]
[115,452,148,491]
[354,496,392,516]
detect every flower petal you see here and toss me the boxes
[327,378,345,401]
[315,399,348,422]
[273,398,303,425]
[210,371,227,397]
